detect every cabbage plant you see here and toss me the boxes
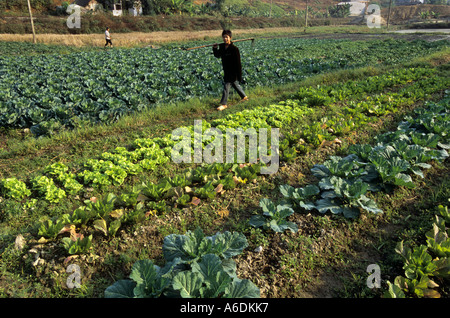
[104,228,260,298]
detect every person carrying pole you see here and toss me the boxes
[213,30,248,111]
[105,27,113,48]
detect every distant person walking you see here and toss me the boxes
[105,27,113,48]
[213,30,248,111]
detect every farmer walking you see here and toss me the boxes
[213,30,248,111]
[105,27,113,48]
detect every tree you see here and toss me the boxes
[141,0,171,15]
[213,0,226,12]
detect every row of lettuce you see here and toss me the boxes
[1,67,448,298]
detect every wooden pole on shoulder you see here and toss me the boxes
[183,38,255,51]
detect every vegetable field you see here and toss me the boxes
[0,38,447,136]
[0,32,449,301]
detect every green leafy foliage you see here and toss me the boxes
[104,229,259,298]
[69,206,94,226]
[38,218,66,239]
[249,198,298,233]
[1,39,447,136]
[31,175,66,203]
[315,177,382,218]
[141,180,172,201]
[0,177,31,200]
[426,218,450,258]
[44,162,83,194]
[437,205,450,224]
[368,147,415,189]
[84,193,117,218]
[194,180,216,200]
[258,87,448,220]
[279,184,319,211]
[163,228,248,263]
[93,218,122,237]
[385,205,450,298]
[61,234,93,255]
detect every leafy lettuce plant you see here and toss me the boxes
[84,193,117,218]
[78,158,131,187]
[437,205,450,224]
[388,241,449,298]
[194,181,216,200]
[93,218,122,237]
[68,206,94,226]
[385,274,439,298]
[31,175,66,203]
[176,193,191,206]
[0,177,31,200]
[232,164,260,183]
[44,162,83,194]
[77,169,111,188]
[116,186,142,208]
[141,180,172,201]
[38,218,66,239]
[61,234,93,255]
[426,214,450,258]
[249,198,298,233]
[280,145,297,162]
[385,205,450,298]
[120,203,148,225]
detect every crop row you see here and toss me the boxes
[101,81,450,298]
[250,92,449,298]
[0,38,447,136]
[0,67,446,264]
[251,93,449,232]
[1,67,445,204]
[385,205,450,298]
[1,65,447,298]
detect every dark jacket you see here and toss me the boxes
[213,42,242,83]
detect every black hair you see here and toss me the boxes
[222,30,232,38]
